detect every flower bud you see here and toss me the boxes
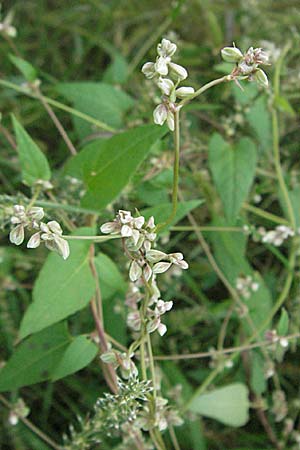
[129,260,142,282]
[169,62,188,80]
[153,103,168,126]
[221,46,243,63]
[155,56,169,76]
[27,232,41,249]
[146,249,167,263]
[9,225,24,246]
[152,261,172,274]
[175,86,195,98]
[141,62,156,79]
[254,68,268,88]
[100,351,117,364]
[157,38,177,58]
[157,78,174,96]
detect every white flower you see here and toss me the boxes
[169,62,188,80]
[155,56,169,76]
[157,78,174,96]
[153,103,168,126]
[27,232,41,249]
[129,260,142,282]
[9,224,24,246]
[157,38,177,58]
[157,323,167,336]
[141,62,156,79]
[0,10,17,38]
[153,261,172,274]
[40,221,70,260]
[254,68,268,88]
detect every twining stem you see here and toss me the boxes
[0,394,62,450]
[243,203,289,225]
[34,86,77,156]
[154,332,300,361]
[169,425,182,450]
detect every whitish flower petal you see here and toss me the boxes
[158,323,167,336]
[143,264,152,281]
[121,224,133,237]
[47,221,63,235]
[157,78,174,96]
[155,56,169,76]
[118,210,133,224]
[54,236,70,260]
[169,62,188,80]
[153,104,168,126]
[133,216,145,229]
[166,111,175,131]
[100,222,119,234]
[141,61,156,79]
[157,38,177,58]
[29,206,44,221]
[146,250,167,263]
[27,232,41,249]
[176,260,189,269]
[152,262,172,274]
[129,260,142,282]
[131,229,140,246]
[40,222,49,233]
[9,225,24,245]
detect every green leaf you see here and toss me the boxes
[142,199,204,230]
[102,52,129,84]
[209,218,272,333]
[9,54,37,82]
[0,323,70,391]
[95,252,127,300]
[246,96,272,152]
[19,228,95,339]
[274,95,296,117]
[56,82,134,137]
[189,383,250,427]
[12,115,51,186]
[208,133,257,222]
[250,352,267,395]
[51,335,98,381]
[277,308,289,336]
[68,124,167,210]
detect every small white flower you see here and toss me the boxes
[9,224,24,245]
[157,78,174,96]
[169,62,188,80]
[254,68,268,88]
[155,56,169,76]
[146,250,167,263]
[153,261,172,274]
[141,62,156,79]
[129,260,142,282]
[157,323,167,336]
[27,232,41,249]
[157,38,177,58]
[153,103,168,126]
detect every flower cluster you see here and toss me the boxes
[8,204,69,260]
[141,38,194,130]
[0,6,17,38]
[221,44,269,87]
[136,395,183,432]
[259,225,294,247]
[64,377,153,449]
[101,210,188,337]
[235,274,259,299]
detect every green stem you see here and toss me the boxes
[157,108,180,231]
[178,75,230,108]
[243,203,289,225]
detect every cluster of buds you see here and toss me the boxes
[235,274,259,299]
[208,347,234,370]
[221,44,269,88]
[258,225,294,247]
[8,398,29,426]
[142,38,194,130]
[8,204,69,260]
[101,210,188,337]
[0,6,17,38]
